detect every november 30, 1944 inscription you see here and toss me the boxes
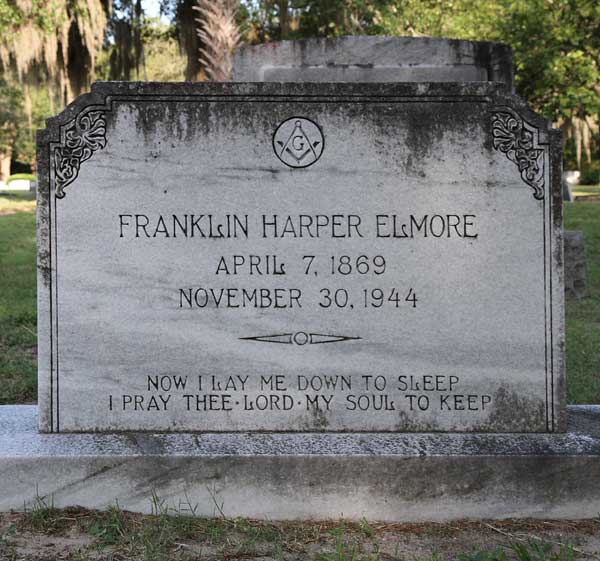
[37,82,564,433]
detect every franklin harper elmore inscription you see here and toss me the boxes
[37,82,564,433]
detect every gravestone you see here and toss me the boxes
[564,230,588,300]
[564,171,580,185]
[234,36,514,90]
[37,81,564,434]
[3,179,30,191]
[0,79,596,521]
[562,179,573,202]
[235,34,582,314]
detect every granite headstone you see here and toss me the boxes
[37,82,564,434]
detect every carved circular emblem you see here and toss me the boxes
[292,331,310,346]
[272,117,324,168]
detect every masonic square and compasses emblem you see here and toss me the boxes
[273,117,324,168]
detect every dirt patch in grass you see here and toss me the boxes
[0,207,35,216]
[0,193,36,216]
[1,508,599,561]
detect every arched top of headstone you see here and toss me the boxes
[233,35,514,91]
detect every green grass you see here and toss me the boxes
[563,196,600,404]
[0,203,37,404]
[572,184,600,195]
[0,190,599,405]
[7,173,36,183]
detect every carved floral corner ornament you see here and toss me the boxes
[54,110,107,198]
[491,110,545,200]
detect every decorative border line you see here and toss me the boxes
[45,91,557,432]
[491,106,552,431]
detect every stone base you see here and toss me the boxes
[1,405,600,521]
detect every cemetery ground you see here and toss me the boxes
[1,504,600,561]
[1,189,600,560]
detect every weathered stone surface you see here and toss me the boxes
[233,35,585,305]
[233,36,514,89]
[564,230,589,300]
[37,82,564,434]
[1,405,599,520]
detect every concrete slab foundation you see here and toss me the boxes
[1,405,600,521]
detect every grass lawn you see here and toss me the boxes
[563,189,600,404]
[0,194,37,404]
[0,189,599,405]
[571,183,600,197]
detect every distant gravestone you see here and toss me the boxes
[564,231,588,300]
[37,82,564,434]
[6,179,30,191]
[562,179,573,202]
[234,36,514,90]
[564,171,580,185]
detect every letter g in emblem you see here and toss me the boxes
[292,135,306,151]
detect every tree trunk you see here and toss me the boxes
[278,0,289,39]
[0,150,11,183]
[179,0,203,81]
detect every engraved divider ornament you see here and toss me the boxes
[273,117,324,168]
[240,332,361,346]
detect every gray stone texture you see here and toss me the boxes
[233,36,514,90]
[564,230,589,299]
[37,82,564,434]
[1,405,600,520]
[234,36,582,305]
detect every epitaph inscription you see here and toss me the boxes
[37,82,564,433]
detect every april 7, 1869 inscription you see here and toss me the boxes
[37,82,565,433]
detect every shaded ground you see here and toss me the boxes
[1,507,599,561]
